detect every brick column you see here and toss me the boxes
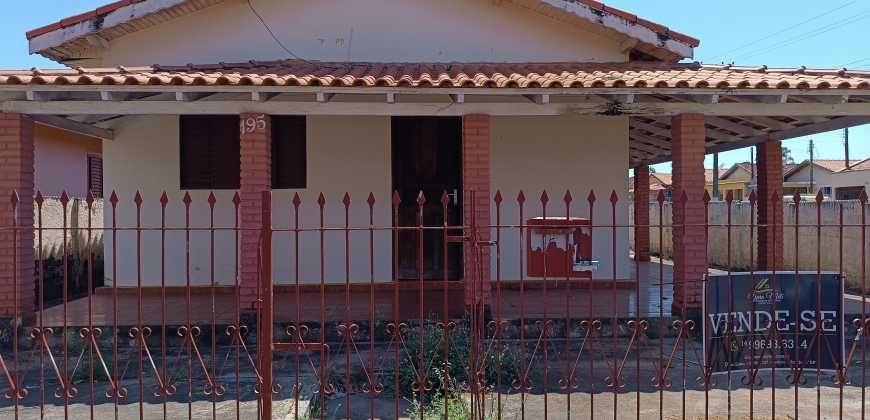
[756,140,784,270]
[239,113,271,310]
[0,113,35,321]
[463,115,491,306]
[671,114,707,317]
[633,166,651,262]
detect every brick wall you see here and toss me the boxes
[463,115,491,306]
[756,140,784,270]
[670,114,706,315]
[239,113,271,310]
[0,113,35,319]
[633,166,651,262]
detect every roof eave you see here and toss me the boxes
[28,0,696,65]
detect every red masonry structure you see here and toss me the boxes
[0,113,34,320]
[462,114,491,306]
[670,113,706,315]
[756,140,784,270]
[239,113,272,310]
[633,165,651,262]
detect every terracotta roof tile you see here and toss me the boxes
[814,159,848,172]
[843,158,870,171]
[1,61,868,89]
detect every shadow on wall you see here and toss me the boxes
[35,196,105,307]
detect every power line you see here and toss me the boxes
[246,0,314,63]
[733,8,870,61]
[842,56,870,67]
[704,0,859,62]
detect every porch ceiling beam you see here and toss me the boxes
[630,120,670,137]
[740,116,793,131]
[598,94,635,104]
[629,131,672,149]
[316,92,335,103]
[175,92,211,102]
[100,91,131,101]
[523,94,550,104]
[25,91,71,101]
[704,116,760,136]
[7,100,870,117]
[629,140,667,154]
[31,115,114,140]
[647,116,870,164]
[251,91,278,102]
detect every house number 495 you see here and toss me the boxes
[240,114,267,134]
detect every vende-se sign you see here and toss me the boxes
[704,272,844,373]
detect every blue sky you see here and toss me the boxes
[2,0,869,173]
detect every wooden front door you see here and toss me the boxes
[392,117,463,280]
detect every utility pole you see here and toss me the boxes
[713,152,720,200]
[809,138,815,195]
[845,128,850,169]
[750,147,755,194]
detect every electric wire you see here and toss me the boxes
[705,0,859,62]
[246,0,315,64]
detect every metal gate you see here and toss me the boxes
[0,188,869,419]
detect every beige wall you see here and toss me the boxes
[786,165,835,188]
[633,200,870,291]
[91,0,626,66]
[102,115,630,287]
[831,169,870,191]
[491,115,631,280]
[34,125,101,198]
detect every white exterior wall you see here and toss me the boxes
[831,170,870,191]
[786,165,835,186]
[92,0,626,66]
[103,115,629,286]
[490,115,630,280]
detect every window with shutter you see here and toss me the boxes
[87,154,103,198]
[180,115,241,189]
[271,116,307,189]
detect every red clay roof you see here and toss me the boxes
[25,0,699,47]
[844,157,870,171]
[3,61,869,89]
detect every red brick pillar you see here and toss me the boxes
[633,166,651,262]
[463,115,491,306]
[239,113,271,310]
[0,113,35,320]
[756,140,784,270]
[671,114,707,316]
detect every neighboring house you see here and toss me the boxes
[33,124,102,198]
[784,158,870,200]
[712,162,755,201]
[629,172,673,201]
[0,0,868,321]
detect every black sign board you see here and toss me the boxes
[703,272,844,373]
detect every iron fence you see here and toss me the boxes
[0,187,867,419]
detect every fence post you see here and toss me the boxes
[258,190,273,420]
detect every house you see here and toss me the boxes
[708,162,755,201]
[784,158,870,199]
[1,0,869,326]
[629,172,673,201]
[33,123,103,198]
